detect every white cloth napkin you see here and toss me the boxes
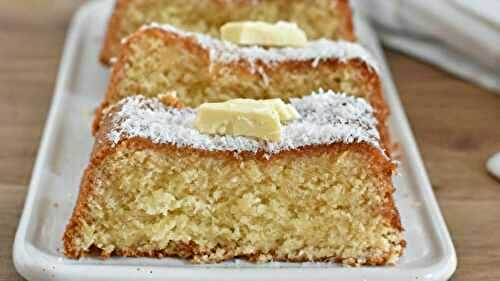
[352,0,500,94]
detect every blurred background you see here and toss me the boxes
[0,1,499,280]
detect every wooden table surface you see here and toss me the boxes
[1,1,499,280]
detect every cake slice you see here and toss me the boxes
[99,24,390,147]
[100,0,356,64]
[64,90,404,265]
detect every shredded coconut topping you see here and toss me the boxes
[107,90,384,158]
[131,23,379,73]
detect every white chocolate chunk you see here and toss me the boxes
[260,99,301,122]
[194,98,301,141]
[221,21,307,47]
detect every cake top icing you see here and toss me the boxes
[106,90,384,158]
[127,23,379,73]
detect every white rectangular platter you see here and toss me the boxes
[13,1,457,280]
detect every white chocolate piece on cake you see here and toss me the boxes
[194,98,300,142]
[221,21,307,47]
[261,99,301,122]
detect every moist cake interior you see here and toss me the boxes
[67,144,402,264]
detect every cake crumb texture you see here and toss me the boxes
[64,143,403,264]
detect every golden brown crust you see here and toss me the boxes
[335,0,357,41]
[99,0,130,64]
[77,242,404,266]
[99,0,357,65]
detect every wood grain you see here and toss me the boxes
[0,1,499,280]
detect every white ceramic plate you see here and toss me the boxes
[13,1,457,280]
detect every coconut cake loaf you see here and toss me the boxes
[100,0,356,64]
[97,23,390,148]
[64,90,404,265]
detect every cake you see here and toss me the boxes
[100,0,356,65]
[64,90,404,265]
[98,23,390,148]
